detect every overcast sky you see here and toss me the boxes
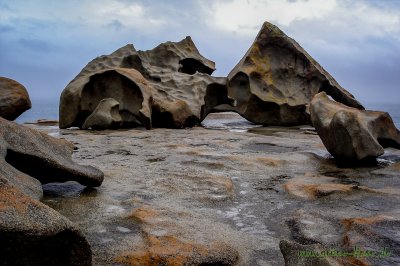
[1,0,399,104]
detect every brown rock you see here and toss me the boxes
[59,37,233,129]
[82,98,122,130]
[310,92,400,162]
[227,22,363,126]
[0,77,31,120]
[0,178,92,265]
[115,205,239,265]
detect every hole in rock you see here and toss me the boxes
[201,112,259,132]
[178,58,214,75]
[80,70,146,128]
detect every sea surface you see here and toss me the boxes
[16,98,400,129]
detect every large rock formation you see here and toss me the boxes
[227,22,364,126]
[59,37,233,129]
[0,77,31,120]
[310,92,400,162]
[0,117,104,263]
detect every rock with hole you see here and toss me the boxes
[59,37,234,129]
[226,21,363,126]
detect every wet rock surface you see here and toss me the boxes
[226,22,363,126]
[311,92,400,163]
[27,113,400,265]
[0,77,31,120]
[60,37,232,130]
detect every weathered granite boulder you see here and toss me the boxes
[226,22,364,126]
[0,117,104,187]
[0,77,31,120]
[59,37,233,129]
[310,92,400,162]
[0,178,92,265]
[0,117,104,264]
[82,98,122,130]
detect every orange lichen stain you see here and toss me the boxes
[0,183,32,213]
[255,157,284,167]
[128,207,159,224]
[342,215,394,229]
[346,257,370,266]
[115,235,209,266]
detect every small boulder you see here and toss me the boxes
[0,77,32,120]
[310,92,400,163]
[82,98,122,130]
[227,22,363,126]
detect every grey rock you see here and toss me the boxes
[227,21,363,126]
[0,77,31,120]
[59,37,233,129]
[279,240,341,266]
[0,117,105,264]
[82,98,122,130]
[0,178,92,265]
[310,92,400,162]
[0,117,104,187]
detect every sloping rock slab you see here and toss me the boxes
[310,92,400,162]
[59,37,233,129]
[0,77,31,120]
[227,21,363,126]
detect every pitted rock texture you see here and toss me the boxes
[82,98,122,130]
[60,37,233,129]
[310,92,400,162]
[0,118,104,264]
[226,21,364,126]
[0,77,31,120]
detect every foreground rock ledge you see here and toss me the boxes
[310,92,400,162]
[0,77,31,121]
[0,117,104,264]
[227,21,364,126]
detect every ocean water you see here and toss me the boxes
[16,98,400,129]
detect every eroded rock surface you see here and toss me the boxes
[0,77,31,120]
[310,92,400,162]
[0,118,104,264]
[60,37,233,129]
[227,21,363,126]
